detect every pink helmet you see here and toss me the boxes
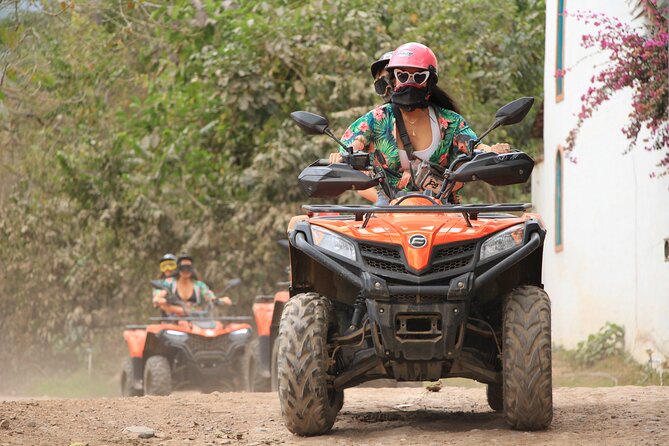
[386,42,438,73]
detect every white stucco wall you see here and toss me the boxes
[535,0,669,363]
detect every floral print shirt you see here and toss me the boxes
[339,103,477,189]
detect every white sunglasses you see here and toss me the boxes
[394,69,430,85]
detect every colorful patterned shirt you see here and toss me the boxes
[160,277,216,307]
[340,103,477,189]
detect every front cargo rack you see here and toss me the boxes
[303,203,532,227]
[303,203,531,215]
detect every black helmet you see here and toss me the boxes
[370,51,393,79]
[177,253,193,264]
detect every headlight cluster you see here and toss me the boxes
[480,224,525,261]
[311,225,357,261]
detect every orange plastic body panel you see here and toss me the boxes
[310,211,541,272]
[123,329,148,358]
[253,302,274,336]
[253,291,289,336]
[274,290,289,303]
[288,215,309,232]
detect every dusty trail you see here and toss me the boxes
[0,386,667,445]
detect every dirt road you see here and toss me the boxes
[1,386,667,446]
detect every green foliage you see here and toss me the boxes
[573,322,626,367]
[0,0,546,386]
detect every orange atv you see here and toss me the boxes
[277,98,553,435]
[121,278,253,396]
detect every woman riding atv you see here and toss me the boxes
[331,42,510,202]
[152,254,232,316]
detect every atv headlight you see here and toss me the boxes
[480,224,525,261]
[311,225,357,261]
[230,328,250,336]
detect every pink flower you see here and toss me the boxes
[438,117,451,128]
[372,107,384,121]
[342,129,353,140]
[359,121,369,132]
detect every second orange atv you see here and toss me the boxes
[277,97,553,436]
[121,278,253,396]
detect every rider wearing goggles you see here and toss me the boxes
[159,253,177,278]
[371,51,394,103]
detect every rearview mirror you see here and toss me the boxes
[290,111,330,135]
[494,97,535,126]
[226,278,242,289]
[470,97,535,150]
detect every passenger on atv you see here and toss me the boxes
[152,253,232,316]
[330,42,511,202]
[158,253,178,279]
[151,252,178,302]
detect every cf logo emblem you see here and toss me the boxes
[409,235,427,248]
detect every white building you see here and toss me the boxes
[534,0,669,363]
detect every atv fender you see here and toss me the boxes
[123,327,148,388]
[123,328,148,358]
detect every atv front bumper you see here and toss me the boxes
[366,299,467,361]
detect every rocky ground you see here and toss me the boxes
[1,386,668,446]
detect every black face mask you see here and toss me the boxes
[391,85,430,111]
[178,264,194,273]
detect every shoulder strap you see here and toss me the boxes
[391,103,415,160]
[194,284,202,306]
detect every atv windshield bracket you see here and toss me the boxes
[462,212,472,227]
[361,211,373,229]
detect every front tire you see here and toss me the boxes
[144,355,172,396]
[277,293,343,436]
[502,285,553,430]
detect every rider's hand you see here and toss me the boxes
[480,143,511,154]
[218,296,233,306]
[153,296,167,306]
[328,152,343,164]
[397,170,412,189]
